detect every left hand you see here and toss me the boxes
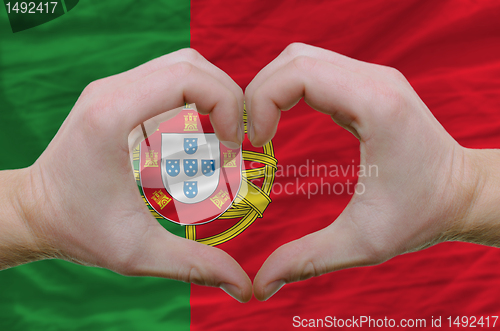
[1,48,252,302]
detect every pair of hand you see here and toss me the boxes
[5,43,492,303]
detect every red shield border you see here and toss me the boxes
[140,107,242,225]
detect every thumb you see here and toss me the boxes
[115,223,252,303]
[253,214,376,301]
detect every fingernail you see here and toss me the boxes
[220,283,244,303]
[238,120,245,144]
[263,280,285,301]
[221,140,240,149]
[247,121,255,142]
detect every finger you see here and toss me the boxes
[121,223,252,303]
[91,49,243,104]
[245,43,374,112]
[127,106,184,155]
[253,214,374,301]
[93,62,242,146]
[247,56,371,146]
[117,48,243,102]
[106,49,244,127]
[85,49,244,142]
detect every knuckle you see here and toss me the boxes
[380,86,405,110]
[292,55,317,72]
[81,91,118,132]
[380,65,408,83]
[299,260,322,281]
[174,264,210,285]
[369,82,408,121]
[176,48,201,62]
[284,42,307,57]
[168,61,194,79]
[186,266,205,285]
[81,78,107,99]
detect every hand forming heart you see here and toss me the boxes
[1,43,498,303]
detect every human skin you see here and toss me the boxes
[1,43,499,303]
[245,43,500,301]
[0,49,252,303]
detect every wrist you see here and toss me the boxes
[0,167,51,269]
[450,148,500,246]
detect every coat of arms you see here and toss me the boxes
[140,106,242,225]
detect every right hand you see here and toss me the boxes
[245,43,488,301]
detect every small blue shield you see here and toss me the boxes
[183,159,198,177]
[184,181,198,198]
[165,159,180,177]
[201,159,215,177]
[184,138,198,155]
[161,133,222,205]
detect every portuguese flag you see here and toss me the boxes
[1,1,500,330]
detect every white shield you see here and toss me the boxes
[161,133,220,204]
